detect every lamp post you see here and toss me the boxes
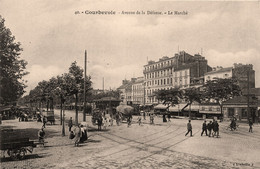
[247,70,250,122]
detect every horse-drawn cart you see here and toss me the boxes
[0,137,36,160]
[42,110,55,124]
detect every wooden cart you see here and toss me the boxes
[0,137,36,160]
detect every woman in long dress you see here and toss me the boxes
[73,124,82,146]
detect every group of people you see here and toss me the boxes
[185,119,220,138]
[68,117,88,146]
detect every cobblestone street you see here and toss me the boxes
[1,111,260,169]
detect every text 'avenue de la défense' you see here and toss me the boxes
[75,10,188,15]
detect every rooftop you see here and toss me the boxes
[204,67,233,75]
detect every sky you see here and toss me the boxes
[1,0,260,94]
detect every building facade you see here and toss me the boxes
[204,63,255,90]
[132,77,144,105]
[143,51,211,104]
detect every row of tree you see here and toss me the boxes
[155,78,241,118]
[21,62,92,125]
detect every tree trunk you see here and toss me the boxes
[220,104,223,121]
[60,97,63,125]
[189,103,191,119]
[75,93,78,125]
[47,99,49,111]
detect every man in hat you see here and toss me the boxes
[201,120,208,136]
[185,120,192,136]
[68,117,73,132]
[249,119,253,133]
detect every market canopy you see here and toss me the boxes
[116,103,134,115]
[154,104,168,110]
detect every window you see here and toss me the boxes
[158,80,160,85]
[170,78,172,84]
[242,109,247,117]
[228,108,234,117]
[164,79,166,85]
[167,78,169,84]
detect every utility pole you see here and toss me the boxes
[103,77,104,92]
[83,50,87,121]
[143,82,146,105]
[247,70,250,121]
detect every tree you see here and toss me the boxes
[0,16,28,104]
[155,88,182,110]
[181,87,202,119]
[63,61,92,125]
[202,78,241,117]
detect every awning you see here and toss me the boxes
[169,105,180,112]
[154,104,168,110]
[199,110,221,114]
[182,104,200,111]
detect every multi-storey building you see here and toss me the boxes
[143,51,211,104]
[204,63,255,91]
[132,77,144,105]
[118,78,136,103]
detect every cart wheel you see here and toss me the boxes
[19,148,26,160]
[8,149,20,160]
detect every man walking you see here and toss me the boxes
[212,120,219,138]
[42,116,47,128]
[249,119,253,133]
[207,121,213,137]
[201,120,208,136]
[185,120,192,136]
[68,117,73,132]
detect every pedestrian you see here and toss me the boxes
[127,116,132,127]
[143,111,146,120]
[38,127,45,143]
[138,116,142,125]
[103,117,108,129]
[68,117,73,132]
[207,121,213,137]
[249,119,253,133]
[150,114,154,124]
[212,120,219,138]
[116,113,120,126]
[80,124,88,143]
[110,116,114,126]
[185,120,192,136]
[163,114,167,122]
[73,124,81,146]
[97,116,102,131]
[42,116,47,128]
[167,113,171,122]
[201,120,208,136]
